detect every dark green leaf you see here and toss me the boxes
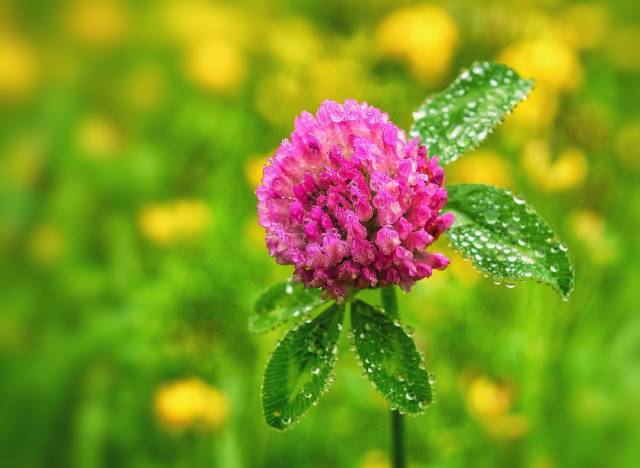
[446,184,574,298]
[350,300,432,414]
[262,303,344,431]
[250,280,325,333]
[410,61,533,165]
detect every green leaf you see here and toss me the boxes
[250,280,325,333]
[262,303,344,431]
[446,184,574,298]
[410,61,533,165]
[350,300,432,414]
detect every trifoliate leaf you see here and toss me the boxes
[350,300,432,414]
[410,61,533,165]
[250,280,324,333]
[262,303,344,431]
[446,184,574,298]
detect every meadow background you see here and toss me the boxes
[1,0,639,467]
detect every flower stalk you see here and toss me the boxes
[381,286,405,468]
[390,409,405,468]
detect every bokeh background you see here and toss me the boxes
[1,0,639,467]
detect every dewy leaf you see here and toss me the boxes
[446,184,574,298]
[250,280,325,333]
[350,300,432,414]
[410,61,534,165]
[262,303,344,431]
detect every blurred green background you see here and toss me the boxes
[1,0,639,467]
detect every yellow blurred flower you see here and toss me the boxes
[506,83,559,129]
[570,210,604,242]
[76,114,122,159]
[0,34,39,101]
[498,38,581,92]
[256,57,369,127]
[436,243,482,287]
[184,39,246,93]
[448,249,482,287]
[157,2,249,93]
[309,57,368,102]
[447,150,512,187]
[242,153,269,254]
[154,378,228,432]
[522,140,588,191]
[467,375,511,419]
[266,17,322,66]
[569,210,618,265]
[245,154,269,189]
[66,0,128,47]
[138,199,212,246]
[466,375,529,440]
[377,5,458,84]
[29,224,64,265]
[615,121,640,170]
[556,4,609,51]
[159,2,247,47]
[256,70,304,126]
[359,450,389,468]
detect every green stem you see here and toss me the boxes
[381,286,405,468]
[381,286,399,318]
[390,409,405,468]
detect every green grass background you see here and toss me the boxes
[1,0,639,467]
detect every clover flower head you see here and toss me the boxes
[257,99,454,300]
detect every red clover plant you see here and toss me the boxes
[250,62,574,467]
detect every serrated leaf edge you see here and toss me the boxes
[349,300,433,415]
[409,61,535,165]
[446,184,575,299]
[260,305,344,432]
